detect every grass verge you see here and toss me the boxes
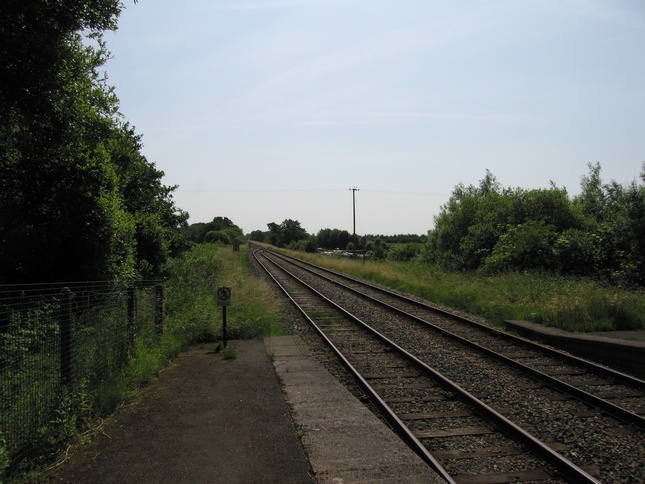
[287,249,644,334]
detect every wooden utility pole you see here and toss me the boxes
[350,187,359,235]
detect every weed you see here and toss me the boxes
[221,347,237,360]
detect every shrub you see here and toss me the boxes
[482,220,559,274]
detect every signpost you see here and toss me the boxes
[217,286,231,347]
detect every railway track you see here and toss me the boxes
[252,247,645,483]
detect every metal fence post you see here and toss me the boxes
[155,284,164,337]
[61,288,74,386]
[127,286,136,357]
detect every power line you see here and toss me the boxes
[361,190,449,196]
[177,188,347,193]
[177,188,449,196]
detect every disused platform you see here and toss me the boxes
[505,320,645,379]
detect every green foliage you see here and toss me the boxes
[387,243,422,262]
[0,1,188,284]
[366,238,389,260]
[221,347,237,360]
[316,228,351,249]
[482,221,559,273]
[0,430,9,481]
[185,217,244,245]
[287,237,317,253]
[266,219,309,248]
[204,231,230,244]
[293,250,645,333]
[247,230,266,242]
[163,244,284,345]
[164,245,223,344]
[422,164,645,286]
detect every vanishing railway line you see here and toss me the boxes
[252,247,645,483]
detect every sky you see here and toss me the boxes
[102,0,645,236]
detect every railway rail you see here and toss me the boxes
[252,246,645,483]
[267,249,645,427]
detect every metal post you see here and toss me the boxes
[222,306,227,348]
[127,286,136,357]
[154,284,164,337]
[217,286,231,349]
[60,288,74,386]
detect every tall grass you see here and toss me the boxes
[290,250,644,334]
[92,243,286,421]
[121,243,286,396]
[164,244,285,343]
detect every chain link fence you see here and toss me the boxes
[0,281,164,475]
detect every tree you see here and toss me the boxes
[265,220,309,248]
[421,165,644,285]
[185,217,243,244]
[0,1,188,283]
[571,162,645,285]
[387,243,421,262]
[247,230,265,242]
[482,221,559,273]
[316,228,351,249]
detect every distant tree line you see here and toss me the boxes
[245,163,644,287]
[246,220,426,260]
[0,1,189,284]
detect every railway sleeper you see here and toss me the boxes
[453,465,600,484]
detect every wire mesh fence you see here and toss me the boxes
[0,281,164,473]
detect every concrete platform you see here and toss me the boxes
[265,335,444,483]
[505,320,645,379]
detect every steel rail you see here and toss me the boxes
[270,249,645,390]
[252,249,456,483]
[266,250,645,430]
[255,249,601,484]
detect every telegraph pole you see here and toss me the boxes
[350,187,359,249]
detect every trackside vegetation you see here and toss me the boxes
[164,244,285,343]
[1,244,284,481]
[249,164,645,289]
[246,163,644,334]
[287,249,645,334]
[0,1,189,285]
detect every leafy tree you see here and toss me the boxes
[247,230,265,242]
[367,238,388,260]
[203,231,229,244]
[421,165,644,286]
[0,0,188,283]
[287,236,317,253]
[316,228,351,249]
[387,243,421,262]
[571,162,645,285]
[482,220,559,273]
[266,219,309,248]
[185,217,242,244]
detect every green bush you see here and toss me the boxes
[482,221,559,273]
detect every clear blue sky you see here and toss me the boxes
[103,0,645,236]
